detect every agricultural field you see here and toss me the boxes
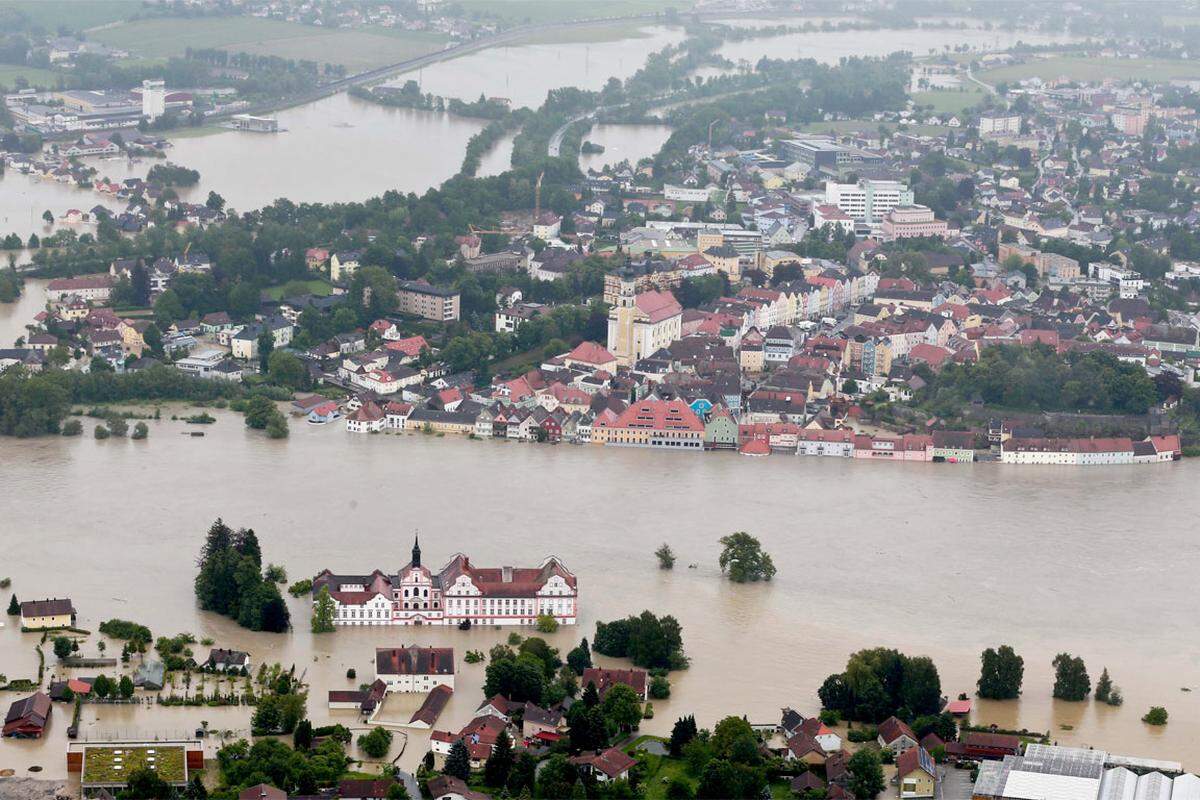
[0,0,143,32]
[456,0,690,25]
[979,55,1200,85]
[911,87,987,115]
[90,17,448,72]
[508,20,665,45]
[81,745,187,787]
[0,65,60,92]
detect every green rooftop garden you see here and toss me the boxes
[82,745,187,786]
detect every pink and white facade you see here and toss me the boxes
[881,205,949,241]
[312,538,578,627]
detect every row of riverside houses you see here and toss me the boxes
[310,537,578,627]
[336,315,1182,466]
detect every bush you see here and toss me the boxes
[131,421,149,439]
[649,675,671,699]
[265,564,287,584]
[287,579,312,597]
[94,425,110,439]
[346,668,356,680]
[107,416,129,437]
[1142,706,1168,725]
[535,613,559,633]
[62,419,82,436]
[847,726,877,743]
[820,709,841,725]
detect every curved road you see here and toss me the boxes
[547,112,595,157]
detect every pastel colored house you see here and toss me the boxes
[20,598,76,630]
[897,747,937,798]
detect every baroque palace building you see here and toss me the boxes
[312,537,578,626]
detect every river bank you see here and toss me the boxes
[1,410,1198,782]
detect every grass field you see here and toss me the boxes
[82,745,186,786]
[0,0,143,32]
[0,64,60,91]
[457,0,690,25]
[91,17,447,71]
[979,56,1200,85]
[911,87,986,114]
[262,279,334,300]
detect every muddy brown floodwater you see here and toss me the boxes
[1,407,1198,781]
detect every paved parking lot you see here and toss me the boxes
[938,764,976,800]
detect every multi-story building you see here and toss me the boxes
[1110,105,1149,136]
[46,275,113,303]
[312,538,578,626]
[881,205,948,241]
[375,646,455,693]
[606,278,683,366]
[978,113,1021,137]
[1000,437,1135,465]
[397,280,461,323]
[825,179,914,227]
[590,397,705,450]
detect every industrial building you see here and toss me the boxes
[973,744,1189,800]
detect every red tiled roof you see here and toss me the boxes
[635,290,682,324]
[608,398,703,433]
[581,668,646,697]
[570,747,637,779]
[566,340,617,365]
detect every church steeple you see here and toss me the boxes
[411,533,421,568]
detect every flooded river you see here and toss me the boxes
[1,23,1080,243]
[1,407,1198,779]
[387,25,688,109]
[578,123,674,172]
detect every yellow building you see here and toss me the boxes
[606,277,683,367]
[897,748,937,799]
[20,598,77,630]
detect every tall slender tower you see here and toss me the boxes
[411,534,421,568]
[142,79,165,121]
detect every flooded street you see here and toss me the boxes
[1,409,1198,779]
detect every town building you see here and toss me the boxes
[398,281,461,323]
[881,205,949,241]
[3,692,51,738]
[607,278,683,366]
[312,538,578,626]
[19,598,76,630]
[590,398,704,450]
[376,645,455,692]
[825,179,915,226]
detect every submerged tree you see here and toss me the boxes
[1052,653,1091,701]
[978,645,1024,700]
[655,543,676,569]
[718,531,776,582]
[1094,667,1113,703]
